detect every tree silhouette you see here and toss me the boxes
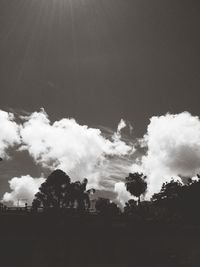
[68,178,95,211]
[125,173,147,205]
[32,169,71,210]
[32,170,95,212]
[151,179,183,203]
[179,176,200,221]
[151,179,184,221]
[32,198,41,212]
[151,177,200,222]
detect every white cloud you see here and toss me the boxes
[114,181,134,208]
[117,119,126,135]
[3,175,45,206]
[4,109,200,206]
[0,110,20,158]
[112,118,126,141]
[132,112,200,198]
[19,110,134,189]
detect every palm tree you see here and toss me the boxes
[125,172,147,205]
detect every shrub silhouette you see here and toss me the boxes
[95,198,120,216]
[124,199,137,216]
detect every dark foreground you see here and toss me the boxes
[0,213,200,267]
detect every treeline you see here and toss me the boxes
[29,169,200,224]
[124,175,200,224]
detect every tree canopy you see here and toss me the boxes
[151,179,183,202]
[151,176,200,222]
[32,170,71,210]
[125,172,147,204]
[32,170,94,212]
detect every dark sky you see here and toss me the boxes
[1,0,200,136]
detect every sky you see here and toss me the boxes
[0,0,200,206]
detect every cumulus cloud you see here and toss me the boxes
[132,112,200,198]
[4,108,200,206]
[19,110,134,189]
[0,110,20,158]
[3,175,45,206]
[114,181,134,208]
